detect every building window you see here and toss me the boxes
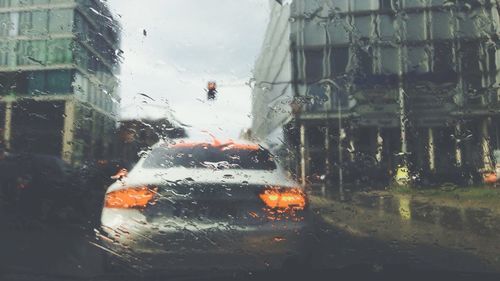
[432,11,453,40]
[28,71,45,93]
[11,100,65,156]
[46,69,72,93]
[460,41,482,89]
[47,38,72,64]
[19,11,32,35]
[352,0,378,11]
[353,45,374,84]
[0,41,9,65]
[0,72,23,94]
[305,49,324,83]
[48,9,73,33]
[405,13,426,41]
[330,47,349,77]
[9,12,19,36]
[380,47,400,74]
[0,13,10,36]
[379,15,396,41]
[0,12,19,37]
[74,44,89,69]
[27,70,73,94]
[17,40,47,66]
[407,46,429,74]
[19,10,48,35]
[379,0,392,10]
[433,41,457,82]
[353,16,372,39]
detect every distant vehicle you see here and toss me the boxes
[0,154,83,222]
[99,137,312,273]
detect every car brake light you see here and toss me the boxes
[259,187,306,210]
[104,186,157,209]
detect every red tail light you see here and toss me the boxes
[104,186,157,209]
[259,187,306,210]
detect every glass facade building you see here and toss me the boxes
[0,0,120,164]
[252,0,500,186]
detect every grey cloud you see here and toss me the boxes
[106,0,269,138]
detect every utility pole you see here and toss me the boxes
[338,92,344,201]
[321,79,345,200]
[395,9,411,186]
[400,86,408,155]
[324,84,331,197]
[396,81,411,186]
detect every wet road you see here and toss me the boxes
[310,190,500,271]
[310,205,495,273]
[1,200,498,280]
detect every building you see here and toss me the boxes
[252,0,500,186]
[118,104,186,164]
[0,0,120,165]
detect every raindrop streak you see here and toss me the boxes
[137,93,155,101]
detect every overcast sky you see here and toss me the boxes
[106,0,270,138]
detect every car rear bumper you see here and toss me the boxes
[99,208,313,271]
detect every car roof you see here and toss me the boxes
[162,140,260,151]
[156,134,264,151]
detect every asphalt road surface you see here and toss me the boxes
[1,206,498,281]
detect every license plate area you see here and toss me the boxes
[147,184,267,223]
[173,201,240,220]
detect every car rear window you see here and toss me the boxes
[142,144,277,170]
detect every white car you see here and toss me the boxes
[99,137,312,274]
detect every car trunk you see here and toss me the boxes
[144,183,271,225]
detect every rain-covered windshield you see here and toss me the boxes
[142,145,277,170]
[2,0,500,280]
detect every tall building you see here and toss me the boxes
[0,0,120,165]
[252,0,500,186]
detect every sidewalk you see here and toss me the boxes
[313,187,500,237]
[310,188,500,271]
[389,186,500,214]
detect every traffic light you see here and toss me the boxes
[207,81,217,100]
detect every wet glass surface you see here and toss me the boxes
[1,0,500,280]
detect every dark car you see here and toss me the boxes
[0,154,85,223]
